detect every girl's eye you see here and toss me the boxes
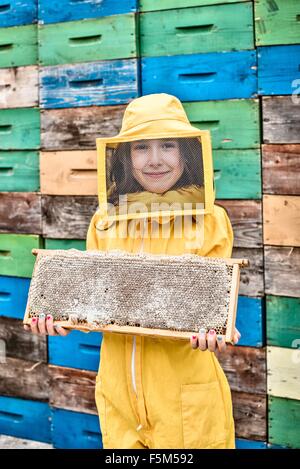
[133,144,148,151]
[162,142,176,149]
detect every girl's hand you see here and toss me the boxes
[23,314,70,336]
[190,328,241,352]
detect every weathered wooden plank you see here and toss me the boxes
[140,0,247,11]
[217,200,262,248]
[42,195,97,239]
[0,316,47,362]
[233,247,264,297]
[48,330,101,371]
[140,3,253,56]
[258,45,300,96]
[215,345,266,395]
[265,246,300,297]
[267,295,300,348]
[39,14,137,66]
[44,238,86,250]
[142,51,257,101]
[0,0,37,28]
[0,193,42,234]
[0,66,38,109]
[263,195,300,247]
[0,276,30,320]
[0,233,42,278]
[49,365,97,415]
[269,396,300,449]
[255,0,300,46]
[40,105,124,150]
[236,438,267,449]
[0,357,49,401]
[40,150,97,195]
[183,99,260,150]
[0,108,40,150]
[39,0,137,24]
[0,151,39,191]
[0,24,37,68]
[0,396,51,443]
[51,408,101,449]
[262,144,300,195]
[213,149,261,199]
[267,346,300,401]
[262,96,300,144]
[40,59,139,109]
[232,391,267,441]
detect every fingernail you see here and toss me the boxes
[32,317,37,323]
[209,329,215,335]
[54,324,60,330]
[199,328,206,335]
[39,313,45,319]
[217,335,223,341]
[192,335,197,340]
[46,315,52,321]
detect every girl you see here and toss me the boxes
[25,93,241,449]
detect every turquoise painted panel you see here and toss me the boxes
[0,275,30,319]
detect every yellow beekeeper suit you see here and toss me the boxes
[86,94,235,449]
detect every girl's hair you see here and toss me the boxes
[108,138,204,205]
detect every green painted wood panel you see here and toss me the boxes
[140,2,254,57]
[0,151,39,192]
[140,0,248,12]
[0,108,40,150]
[0,234,42,278]
[44,239,86,250]
[213,149,261,199]
[267,295,300,349]
[269,396,300,448]
[183,99,260,149]
[39,14,138,66]
[255,0,300,46]
[0,25,37,68]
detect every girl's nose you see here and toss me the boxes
[148,145,161,165]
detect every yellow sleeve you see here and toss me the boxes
[86,212,99,251]
[197,204,234,259]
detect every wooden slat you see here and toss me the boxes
[0,66,38,109]
[258,45,300,96]
[263,96,300,144]
[232,247,264,297]
[0,151,39,192]
[255,0,300,46]
[267,346,300,401]
[0,108,40,150]
[0,357,49,401]
[39,14,137,66]
[142,50,257,101]
[267,295,300,348]
[215,345,266,395]
[0,24,37,68]
[49,365,97,415]
[217,200,262,248]
[265,246,300,298]
[0,233,42,278]
[0,316,47,363]
[41,195,98,239]
[40,105,124,150]
[44,239,86,250]
[0,193,42,234]
[40,59,139,109]
[140,0,247,11]
[40,150,97,195]
[0,0,37,28]
[0,276,30,320]
[263,195,300,247]
[269,396,300,449]
[236,296,263,348]
[232,391,267,441]
[262,144,300,195]
[140,3,253,56]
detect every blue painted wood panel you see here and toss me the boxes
[0,275,30,319]
[39,0,137,24]
[51,408,101,449]
[0,1,37,28]
[48,330,102,371]
[40,59,139,109]
[0,396,51,442]
[236,438,267,449]
[258,45,300,96]
[142,51,257,101]
[236,296,263,347]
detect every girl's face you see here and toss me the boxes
[130,139,184,193]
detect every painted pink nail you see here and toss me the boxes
[32,317,37,323]
[192,335,197,340]
[47,315,51,320]
[209,329,215,335]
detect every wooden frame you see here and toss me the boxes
[23,249,248,344]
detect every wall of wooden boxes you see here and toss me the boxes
[0,0,299,449]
